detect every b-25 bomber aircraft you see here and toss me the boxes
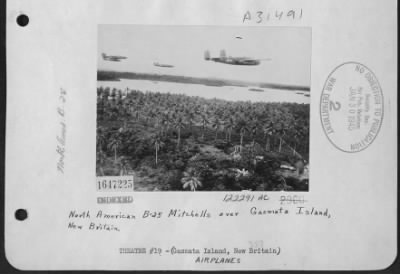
[102,53,128,62]
[204,50,271,66]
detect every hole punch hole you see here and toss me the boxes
[16,14,29,27]
[15,209,28,221]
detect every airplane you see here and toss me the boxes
[204,50,270,66]
[101,53,128,62]
[153,62,174,68]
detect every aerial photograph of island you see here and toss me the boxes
[96,25,311,191]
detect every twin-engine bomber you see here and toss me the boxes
[204,49,271,66]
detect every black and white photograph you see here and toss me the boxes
[96,25,311,191]
[5,0,397,271]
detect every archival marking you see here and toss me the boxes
[242,8,303,23]
[118,245,282,264]
[320,62,384,152]
[97,196,133,204]
[56,88,67,173]
[96,176,134,191]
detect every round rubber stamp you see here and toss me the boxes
[320,62,384,153]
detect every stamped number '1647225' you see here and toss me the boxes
[96,176,134,191]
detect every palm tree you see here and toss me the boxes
[165,112,174,137]
[225,117,235,142]
[272,175,293,191]
[97,87,103,99]
[249,123,259,154]
[212,118,223,141]
[96,127,107,153]
[173,116,185,148]
[97,150,107,176]
[159,114,168,137]
[119,158,130,175]
[128,101,135,115]
[110,88,117,106]
[181,171,202,191]
[152,135,165,166]
[200,114,209,140]
[292,131,301,156]
[239,126,248,153]
[153,113,162,130]
[186,110,196,136]
[263,124,273,151]
[134,109,140,121]
[107,134,122,163]
[278,129,286,153]
[103,87,110,103]
[117,89,122,101]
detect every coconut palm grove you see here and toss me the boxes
[96,86,310,191]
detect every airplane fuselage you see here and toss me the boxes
[209,57,260,66]
[102,53,127,62]
[153,62,174,68]
[104,58,123,62]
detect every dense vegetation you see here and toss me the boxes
[96,86,310,191]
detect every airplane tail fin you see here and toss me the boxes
[204,50,210,60]
[101,53,106,58]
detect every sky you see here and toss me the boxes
[98,25,311,87]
